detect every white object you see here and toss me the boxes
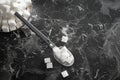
[46,62,53,69]
[0,0,10,5]
[12,0,27,10]
[2,20,9,32]
[53,46,74,67]
[77,5,84,11]
[61,70,69,78]
[0,5,10,13]
[8,19,17,31]
[0,0,32,32]
[44,58,51,63]
[61,36,68,43]
[22,10,31,19]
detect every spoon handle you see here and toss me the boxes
[15,12,55,48]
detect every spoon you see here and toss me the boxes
[15,12,74,67]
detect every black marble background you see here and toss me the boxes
[0,0,120,80]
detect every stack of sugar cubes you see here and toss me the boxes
[44,57,53,69]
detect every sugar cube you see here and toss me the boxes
[46,62,53,69]
[61,36,68,43]
[44,58,51,63]
[61,70,69,78]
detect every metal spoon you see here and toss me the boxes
[15,12,74,67]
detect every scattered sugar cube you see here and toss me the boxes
[44,58,51,63]
[61,70,69,78]
[46,62,53,69]
[61,36,68,43]
[77,6,84,11]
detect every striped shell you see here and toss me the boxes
[0,0,32,32]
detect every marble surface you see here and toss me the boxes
[0,0,120,80]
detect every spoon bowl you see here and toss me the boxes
[53,46,74,66]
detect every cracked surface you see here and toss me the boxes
[0,0,120,80]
